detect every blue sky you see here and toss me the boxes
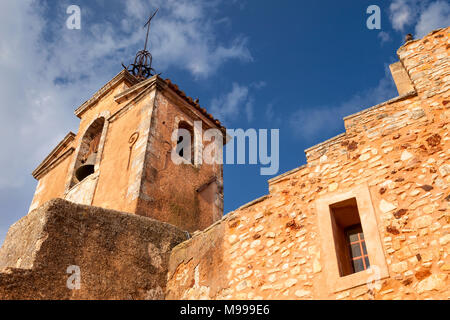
[0,0,449,244]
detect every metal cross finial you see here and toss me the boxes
[122,8,159,81]
[143,8,159,52]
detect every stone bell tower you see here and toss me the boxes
[29,11,225,233]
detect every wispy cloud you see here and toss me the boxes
[378,31,392,44]
[388,0,450,37]
[147,0,253,77]
[210,83,251,124]
[289,67,397,142]
[415,1,450,37]
[0,0,253,241]
[389,0,420,32]
[210,80,266,124]
[265,103,283,128]
[0,0,251,190]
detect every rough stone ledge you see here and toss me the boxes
[304,133,347,154]
[186,195,271,245]
[397,27,446,53]
[343,91,417,121]
[268,165,308,185]
[269,91,419,186]
[237,195,270,211]
[0,198,188,300]
[74,70,139,118]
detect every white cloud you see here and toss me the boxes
[265,103,282,128]
[209,79,266,124]
[389,0,419,32]
[378,31,392,44]
[415,1,450,37]
[136,0,252,77]
[389,0,450,38]
[0,1,76,190]
[245,97,254,122]
[250,81,267,90]
[0,0,253,243]
[289,67,397,142]
[210,83,250,123]
[0,0,251,191]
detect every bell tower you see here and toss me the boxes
[28,11,225,233]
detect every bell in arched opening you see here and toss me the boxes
[73,121,103,184]
[75,152,97,182]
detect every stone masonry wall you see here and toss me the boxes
[28,75,136,212]
[136,86,224,233]
[30,73,224,234]
[0,199,187,300]
[166,27,450,300]
[29,143,75,213]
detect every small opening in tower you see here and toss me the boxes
[176,121,194,164]
[329,198,370,277]
[72,117,105,186]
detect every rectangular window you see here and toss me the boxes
[346,225,370,273]
[316,185,389,293]
[329,198,370,277]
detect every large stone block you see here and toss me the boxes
[0,199,188,300]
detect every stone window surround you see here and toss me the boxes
[173,116,202,168]
[64,111,111,195]
[315,184,389,293]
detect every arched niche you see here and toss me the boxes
[70,117,106,187]
[176,121,195,164]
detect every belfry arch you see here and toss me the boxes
[68,116,108,189]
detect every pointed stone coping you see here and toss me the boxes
[74,69,139,118]
[343,91,417,121]
[268,90,417,186]
[32,132,76,180]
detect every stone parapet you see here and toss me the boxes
[0,199,188,300]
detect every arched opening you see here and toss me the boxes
[71,117,105,186]
[176,121,194,164]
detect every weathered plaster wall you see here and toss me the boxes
[64,80,134,205]
[29,77,134,212]
[65,173,99,205]
[90,92,155,214]
[166,28,450,300]
[28,145,74,213]
[136,88,224,233]
[30,73,224,234]
[0,199,188,300]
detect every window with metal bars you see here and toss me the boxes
[345,225,370,273]
[329,198,370,277]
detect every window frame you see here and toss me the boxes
[65,113,109,192]
[315,184,389,293]
[176,121,194,163]
[173,118,202,167]
[345,224,370,274]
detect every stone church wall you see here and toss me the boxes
[166,27,450,300]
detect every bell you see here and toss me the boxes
[75,152,97,182]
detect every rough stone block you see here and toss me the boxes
[0,199,187,300]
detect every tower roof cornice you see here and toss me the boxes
[74,69,139,118]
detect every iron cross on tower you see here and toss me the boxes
[123,8,159,81]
